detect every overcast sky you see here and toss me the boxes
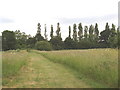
[0,0,119,40]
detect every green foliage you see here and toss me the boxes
[56,23,61,37]
[35,33,44,41]
[69,26,71,38]
[2,30,16,51]
[50,25,54,39]
[78,23,83,41]
[100,23,111,43]
[50,36,64,50]
[44,24,47,40]
[64,37,77,49]
[84,26,88,39]
[2,22,119,51]
[35,41,52,51]
[26,37,36,48]
[89,25,94,41]
[73,24,77,41]
[15,30,31,49]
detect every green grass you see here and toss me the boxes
[39,49,118,88]
[2,49,118,88]
[2,50,29,86]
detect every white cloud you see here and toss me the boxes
[0,0,119,39]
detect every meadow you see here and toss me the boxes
[2,50,29,86]
[2,49,118,88]
[39,49,118,87]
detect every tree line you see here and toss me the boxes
[2,22,120,51]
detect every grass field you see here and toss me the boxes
[2,50,29,86]
[39,49,118,87]
[2,49,118,88]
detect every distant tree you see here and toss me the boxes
[117,27,120,48]
[100,23,110,43]
[50,36,64,50]
[14,30,28,49]
[35,23,44,41]
[50,25,54,39]
[64,37,77,49]
[37,23,41,35]
[89,25,94,41]
[64,26,76,49]
[2,30,16,51]
[56,23,61,37]
[94,23,99,41]
[44,24,48,40]
[69,26,71,38]
[26,37,36,48]
[35,41,52,51]
[78,23,83,41]
[108,24,117,48]
[73,24,77,41]
[84,26,88,39]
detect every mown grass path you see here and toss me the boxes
[4,51,91,88]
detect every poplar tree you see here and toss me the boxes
[89,25,94,41]
[78,23,83,41]
[84,26,88,39]
[73,24,77,41]
[56,22,61,37]
[69,26,71,38]
[50,25,54,39]
[44,24,48,40]
[94,23,99,41]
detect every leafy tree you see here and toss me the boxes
[78,23,83,41]
[50,36,64,50]
[94,23,99,41]
[44,24,48,40]
[64,26,76,49]
[26,37,36,48]
[35,41,52,51]
[56,23,61,37]
[2,30,16,51]
[64,37,77,49]
[50,25,54,39]
[117,27,120,48]
[35,23,44,41]
[73,24,77,41]
[84,26,88,39]
[89,25,94,41]
[69,26,71,38]
[100,23,110,43]
[37,23,41,35]
[108,24,117,48]
[14,30,28,49]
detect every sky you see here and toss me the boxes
[0,0,119,40]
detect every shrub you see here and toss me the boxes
[35,41,52,51]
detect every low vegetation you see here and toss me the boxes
[39,49,118,87]
[35,41,52,51]
[2,50,29,85]
[2,49,118,88]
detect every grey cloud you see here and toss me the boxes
[58,14,117,25]
[0,17,14,23]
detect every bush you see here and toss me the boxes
[50,36,64,50]
[26,48,31,52]
[35,41,52,51]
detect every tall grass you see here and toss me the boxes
[39,49,118,87]
[2,50,29,85]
